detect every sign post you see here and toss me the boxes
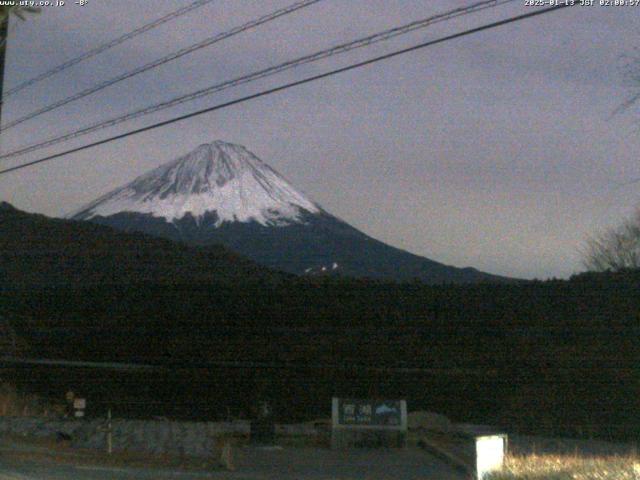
[250,400,275,444]
[331,397,407,449]
[73,398,86,418]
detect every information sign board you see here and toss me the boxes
[331,397,407,448]
[336,398,403,427]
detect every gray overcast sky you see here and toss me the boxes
[0,0,638,279]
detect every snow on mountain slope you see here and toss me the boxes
[70,140,513,283]
[72,141,321,226]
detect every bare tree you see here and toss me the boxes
[0,6,39,122]
[0,6,40,22]
[582,209,640,272]
[0,6,40,48]
[617,48,640,115]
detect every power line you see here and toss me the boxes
[0,0,324,133]
[2,356,632,375]
[0,356,500,374]
[0,0,514,159]
[1,0,216,100]
[0,4,575,177]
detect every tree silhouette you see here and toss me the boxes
[582,208,640,271]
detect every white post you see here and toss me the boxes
[475,434,506,479]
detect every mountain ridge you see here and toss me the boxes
[71,141,513,284]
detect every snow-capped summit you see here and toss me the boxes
[72,141,320,226]
[72,140,510,283]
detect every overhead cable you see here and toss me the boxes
[0,0,513,157]
[0,0,324,132]
[0,3,575,177]
[2,0,217,99]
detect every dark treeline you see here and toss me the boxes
[2,271,639,441]
[1,204,638,439]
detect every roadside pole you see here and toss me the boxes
[0,14,8,125]
[99,408,113,455]
[107,409,112,455]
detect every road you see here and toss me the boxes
[0,458,215,480]
[0,446,467,479]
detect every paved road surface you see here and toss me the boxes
[0,446,466,479]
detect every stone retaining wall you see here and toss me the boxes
[0,417,263,457]
[0,417,634,459]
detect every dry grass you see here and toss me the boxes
[487,453,640,480]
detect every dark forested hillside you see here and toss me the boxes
[1,203,638,441]
[0,202,288,285]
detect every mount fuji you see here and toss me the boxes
[72,141,507,283]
